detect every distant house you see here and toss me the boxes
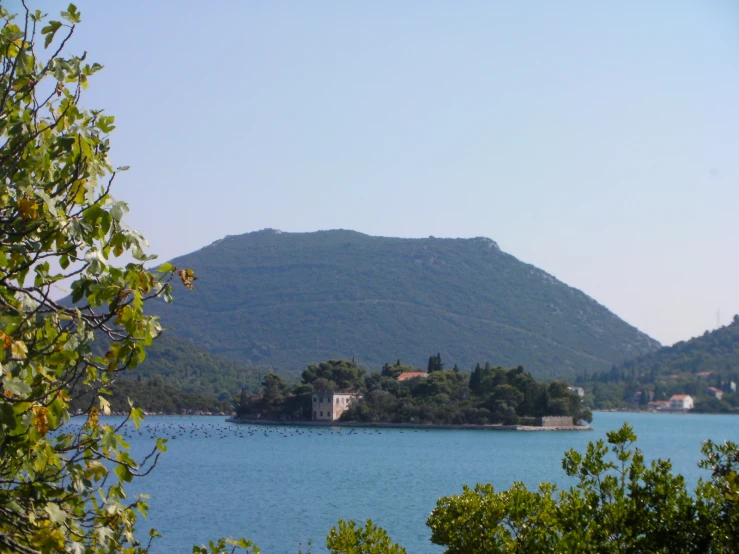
[312,389,362,421]
[568,387,585,397]
[706,387,724,400]
[723,381,737,393]
[696,371,713,380]
[629,390,654,404]
[648,400,671,411]
[397,372,428,382]
[669,394,694,410]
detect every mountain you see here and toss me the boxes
[148,229,660,380]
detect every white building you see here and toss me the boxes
[669,394,694,410]
[312,389,362,421]
[568,387,585,398]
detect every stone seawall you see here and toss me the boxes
[227,418,591,432]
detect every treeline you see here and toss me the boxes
[237,358,591,425]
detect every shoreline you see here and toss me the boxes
[227,417,591,431]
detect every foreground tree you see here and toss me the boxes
[0,4,255,553]
[328,423,739,553]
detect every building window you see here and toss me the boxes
[336,398,339,404]
[320,411,323,417]
[313,396,317,403]
[328,411,331,418]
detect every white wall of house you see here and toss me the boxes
[312,392,360,421]
[669,395,694,410]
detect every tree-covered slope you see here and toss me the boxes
[76,334,261,413]
[126,333,261,400]
[149,229,659,379]
[614,315,739,380]
[575,316,739,411]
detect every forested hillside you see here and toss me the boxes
[577,316,739,411]
[618,315,739,378]
[79,333,262,413]
[147,229,659,380]
[127,333,261,400]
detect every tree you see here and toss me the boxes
[0,5,253,553]
[326,520,406,554]
[427,352,443,373]
[302,359,364,390]
[329,424,739,553]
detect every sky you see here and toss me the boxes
[9,0,739,346]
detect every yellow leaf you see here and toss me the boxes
[32,526,65,552]
[33,406,49,435]
[178,268,198,290]
[88,407,99,428]
[71,179,88,204]
[18,198,38,220]
[84,460,108,481]
[11,340,28,359]
[99,396,111,416]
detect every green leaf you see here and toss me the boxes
[3,377,31,397]
[0,403,15,428]
[45,502,67,524]
[41,20,62,48]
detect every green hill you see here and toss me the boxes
[616,315,739,379]
[577,316,739,411]
[75,333,262,413]
[146,229,659,380]
[126,333,261,400]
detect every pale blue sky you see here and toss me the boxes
[13,1,739,345]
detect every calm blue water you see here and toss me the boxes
[90,412,737,553]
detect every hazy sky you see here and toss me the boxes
[12,1,739,346]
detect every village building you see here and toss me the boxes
[648,400,671,411]
[568,387,585,397]
[668,394,694,411]
[396,371,428,382]
[536,416,574,427]
[706,386,724,400]
[312,389,362,421]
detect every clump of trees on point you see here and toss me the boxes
[236,357,592,425]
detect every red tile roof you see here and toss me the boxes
[397,371,428,381]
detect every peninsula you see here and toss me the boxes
[233,358,592,430]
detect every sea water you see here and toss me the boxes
[92,412,738,553]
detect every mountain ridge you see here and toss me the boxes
[148,229,660,379]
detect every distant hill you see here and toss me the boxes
[576,316,739,411]
[147,229,660,380]
[78,333,262,413]
[128,333,261,400]
[615,315,739,381]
